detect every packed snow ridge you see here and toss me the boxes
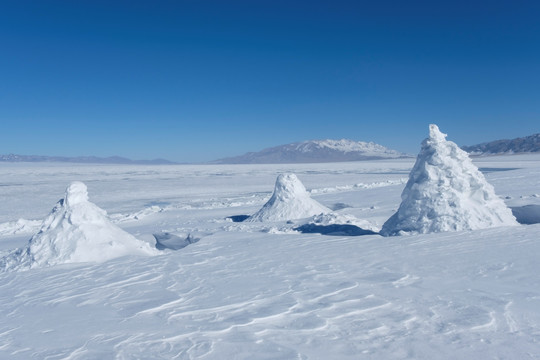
[247,173,331,222]
[1,182,157,270]
[381,124,518,235]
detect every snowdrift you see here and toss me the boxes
[381,124,518,235]
[1,182,157,270]
[247,173,330,222]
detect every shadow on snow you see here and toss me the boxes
[227,215,250,223]
[511,205,540,225]
[294,224,379,236]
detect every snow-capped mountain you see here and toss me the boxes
[213,139,410,164]
[462,133,540,155]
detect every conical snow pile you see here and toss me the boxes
[1,182,157,270]
[381,124,518,236]
[247,173,331,222]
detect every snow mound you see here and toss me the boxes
[381,124,518,236]
[247,174,331,222]
[1,182,157,270]
[294,213,379,236]
[153,232,201,250]
[308,213,379,232]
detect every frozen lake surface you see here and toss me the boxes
[1,154,539,359]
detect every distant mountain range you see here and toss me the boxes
[212,139,411,164]
[462,133,540,155]
[0,154,176,165]
[4,133,537,165]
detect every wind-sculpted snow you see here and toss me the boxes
[381,125,518,235]
[1,182,157,270]
[247,173,331,222]
[0,227,539,359]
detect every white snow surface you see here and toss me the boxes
[381,125,518,235]
[247,173,331,222]
[0,156,539,358]
[1,182,157,270]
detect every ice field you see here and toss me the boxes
[1,154,540,359]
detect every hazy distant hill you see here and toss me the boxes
[212,139,410,164]
[462,133,540,155]
[0,154,176,165]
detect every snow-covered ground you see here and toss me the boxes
[0,154,539,359]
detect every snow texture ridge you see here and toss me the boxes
[1,181,157,270]
[247,173,331,222]
[381,124,518,235]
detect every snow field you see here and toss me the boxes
[0,225,539,359]
[0,153,539,358]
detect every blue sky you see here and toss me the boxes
[1,0,539,162]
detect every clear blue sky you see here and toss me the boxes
[1,0,539,162]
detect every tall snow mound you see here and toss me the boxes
[381,124,518,236]
[1,182,157,270]
[247,174,331,222]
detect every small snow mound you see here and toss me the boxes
[381,124,518,236]
[1,182,158,271]
[153,232,201,250]
[309,213,379,232]
[246,174,331,222]
[294,213,378,236]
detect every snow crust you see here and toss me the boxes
[1,182,157,270]
[247,173,331,222]
[381,124,518,235]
